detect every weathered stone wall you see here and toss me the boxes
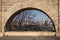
[59,0,60,32]
[0,0,2,32]
[0,0,59,36]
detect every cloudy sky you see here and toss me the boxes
[13,10,50,22]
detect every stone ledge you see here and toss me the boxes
[56,32,60,37]
[0,33,3,37]
[5,32,55,36]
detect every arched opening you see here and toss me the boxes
[5,7,56,32]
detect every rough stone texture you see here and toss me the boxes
[0,0,2,32]
[57,0,60,37]
[0,0,59,37]
[2,0,58,30]
[59,0,60,32]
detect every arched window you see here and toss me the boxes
[5,8,56,32]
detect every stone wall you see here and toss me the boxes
[2,0,58,32]
[0,0,59,36]
[59,0,60,32]
[0,0,2,32]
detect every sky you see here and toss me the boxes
[13,10,50,22]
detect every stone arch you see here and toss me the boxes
[2,2,58,33]
[4,7,56,32]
